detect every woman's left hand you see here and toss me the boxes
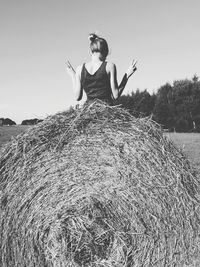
[126,59,137,79]
[66,60,76,77]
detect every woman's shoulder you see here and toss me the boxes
[76,64,84,73]
[74,64,84,79]
[106,61,116,73]
[84,61,92,68]
[106,61,116,67]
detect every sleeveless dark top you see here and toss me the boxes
[81,61,113,105]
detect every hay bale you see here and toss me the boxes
[0,101,200,267]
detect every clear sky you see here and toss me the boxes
[1,0,200,124]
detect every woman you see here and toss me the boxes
[66,33,137,105]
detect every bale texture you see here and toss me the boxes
[1,101,200,267]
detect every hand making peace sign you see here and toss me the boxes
[66,60,76,77]
[126,59,137,79]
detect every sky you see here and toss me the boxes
[0,0,200,124]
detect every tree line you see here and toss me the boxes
[1,75,200,132]
[0,118,16,126]
[0,118,43,126]
[116,75,200,132]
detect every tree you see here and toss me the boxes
[0,118,16,126]
[116,75,200,132]
[172,78,200,132]
[116,89,155,117]
[153,83,175,130]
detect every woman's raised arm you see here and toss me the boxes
[107,60,137,100]
[66,61,83,101]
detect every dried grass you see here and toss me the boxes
[1,100,200,267]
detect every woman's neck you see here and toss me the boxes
[91,53,105,62]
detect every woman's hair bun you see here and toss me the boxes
[88,33,98,42]
[88,32,109,59]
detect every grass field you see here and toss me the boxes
[166,132,200,172]
[0,125,29,148]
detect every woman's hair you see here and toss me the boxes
[88,33,109,59]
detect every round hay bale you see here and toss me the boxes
[0,101,200,267]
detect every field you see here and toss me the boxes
[0,125,29,148]
[1,126,200,173]
[166,132,200,173]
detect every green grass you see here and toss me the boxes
[0,125,29,148]
[165,132,200,172]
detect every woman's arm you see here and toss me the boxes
[108,60,137,100]
[66,61,83,101]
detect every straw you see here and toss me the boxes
[1,100,200,266]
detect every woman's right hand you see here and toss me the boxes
[66,60,76,77]
[126,59,137,79]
